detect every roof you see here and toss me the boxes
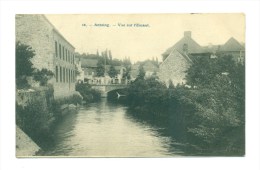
[143,61,159,72]
[163,32,204,57]
[42,15,75,49]
[219,37,245,52]
[162,48,193,66]
[81,58,98,68]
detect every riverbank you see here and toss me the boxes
[125,76,245,156]
[16,126,40,157]
[16,86,83,154]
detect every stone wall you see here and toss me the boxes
[16,14,77,99]
[158,49,191,86]
[16,14,55,71]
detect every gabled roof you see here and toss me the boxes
[161,48,192,66]
[163,31,204,57]
[81,58,98,68]
[219,37,245,52]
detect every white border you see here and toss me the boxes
[0,1,260,170]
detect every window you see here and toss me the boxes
[67,69,69,83]
[69,69,70,83]
[71,70,72,82]
[63,67,65,82]
[66,49,67,61]
[68,52,70,63]
[55,41,58,57]
[62,46,65,60]
[55,66,58,82]
[72,70,74,82]
[59,44,61,59]
[60,66,62,82]
[183,43,188,54]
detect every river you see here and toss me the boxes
[43,98,187,157]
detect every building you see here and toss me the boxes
[158,49,192,86]
[162,31,205,60]
[75,57,84,83]
[130,60,159,80]
[159,31,245,86]
[143,61,159,77]
[80,58,99,82]
[16,14,77,99]
[217,37,245,63]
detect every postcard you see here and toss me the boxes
[15,14,245,157]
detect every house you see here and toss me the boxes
[158,49,192,86]
[162,31,205,60]
[80,58,99,81]
[143,60,159,77]
[16,14,77,99]
[130,60,159,80]
[217,37,245,63]
[159,31,245,87]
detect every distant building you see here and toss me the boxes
[16,14,77,99]
[75,57,84,83]
[130,60,159,80]
[80,58,99,81]
[143,61,159,78]
[163,31,245,63]
[217,37,245,63]
[158,49,192,86]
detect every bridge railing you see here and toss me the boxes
[85,77,129,85]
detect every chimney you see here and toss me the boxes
[184,31,191,38]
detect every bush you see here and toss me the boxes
[33,68,54,86]
[16,96,52,148]
[16,42,36,89]
[75,82,101,102]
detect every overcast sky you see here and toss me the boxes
[46,14,245,62]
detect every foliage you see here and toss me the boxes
[16,90,53,148]
[96,60,105,77]
[108,65,118,78]
[125,54,245,155]
[136,64,146,80]
[75,82,101,102]
[33,68,54,86]
[16,41,36,89]
[123,65,131,79]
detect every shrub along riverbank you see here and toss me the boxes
[125,55,245,156]
[76,82,101,102]
[16,86,83,151]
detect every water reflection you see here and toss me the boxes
[43,99,186,157]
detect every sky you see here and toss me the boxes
[46,14,245,62]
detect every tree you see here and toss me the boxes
[183,54,245,154]
[168,79,175,89]
[108,65,118,78]
[16,41,36,88]
[123,65,131,80]
[33,68,54,86]
[96,60,105,77]
[137,64,145,80]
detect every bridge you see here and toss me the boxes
[91,84,128,97]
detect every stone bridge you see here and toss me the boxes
[91,84,128,97]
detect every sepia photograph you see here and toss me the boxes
[15,14,245,157]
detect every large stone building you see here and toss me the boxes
[158,49,192,86]
[16,14,77,99]
[159,31,245,86]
